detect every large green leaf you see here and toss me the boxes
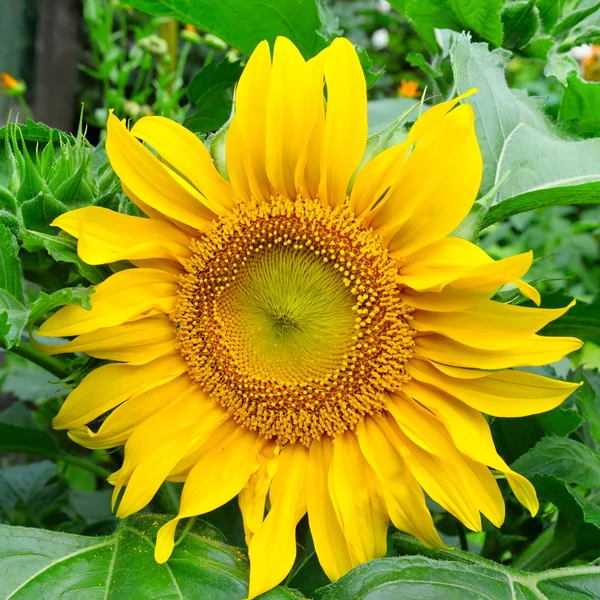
[185,60,243,134]
[451,35,600,229]
[317,550,600,599]
[0,423,60,457]
[391,0,504,50]
[512,436,600,487]
[125,0,329,58]
[0,514,301,599]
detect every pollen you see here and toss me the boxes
[172,197,415,445]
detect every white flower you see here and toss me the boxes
[371,28,389,50]
[378,0,392,13]
[570,44,593,61]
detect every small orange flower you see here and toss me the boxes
[1,72,20,91]
[398,78,420,98]
[184,24,197,33]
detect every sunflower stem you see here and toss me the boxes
[58,452,111,480]
[3,341,70,380]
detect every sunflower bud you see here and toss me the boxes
[181,24,202,45]
[203,33,228,51]
[138,35,169,56]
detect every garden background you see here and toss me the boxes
[2,0,600,598]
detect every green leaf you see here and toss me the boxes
[185,60,243,134]
[20,229,108,285]
[572,368,600,446]
[0,514,295,599]
[544,51,578,85]
[535,0,563,32]
[501,0,541,50]
[537,405,584,437]
[523,473,600,563]
[0,224,27,348]
[0,224,24,303]
[124,0,329,58]
[539,293,600,345]
[451,35,550,196]
[0,120,74,144]
[450,35,600,228]
[554,1,600,51]
[28,287,92,324]
[0,461,65,520]
[406,51,443,78]
[552,0,600,36]
[317,551,600,600]
[559,72,600,137]
[1,352,66,403]
[513,436,600,487]
[0,422,60,457]
[20,193,68,234]
[392,0,504,50]
[355,46,384,90]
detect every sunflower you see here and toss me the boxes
[38,37,581,599]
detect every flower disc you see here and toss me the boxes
[173,197,415,444]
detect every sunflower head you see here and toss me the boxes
[38,36,581,600]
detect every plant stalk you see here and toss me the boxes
[3,341,70,380]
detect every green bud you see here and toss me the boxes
[181,27,202,44]
[138,35,169,56]
[204,33,228,51]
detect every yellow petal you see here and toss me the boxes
[415,333,583,370]
[115,386,223,517]
[266,37,319,200]
[356,416,445,548]
[106,112,217,229]
[386,421,482,531]
[400,382,538,515]
[402,252,536,312]
[349,142,410,217]
[42,315,176,364]
[155,427,262,564]
[226,118,253,202]
[318,38,367,208]
[370,104,482,255]
[230,40,272,201]
[38,268,179,338]
[306,436,353,581]
[329,431,388,567]
[398,237,491,291]
[52,206,192,265]
[122,182,199,236]
[386,395,504,527]
[248,443,308,600]
[404,89,477,145]
[295,50,326,199]
[411,299,576,350]
[406,358,580,417]
[166,418,237,482]
[239,442,280,546]
[68,374,192,449]
[449,251,533,294]
[131,115,235,212]
[53,354,187,430]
